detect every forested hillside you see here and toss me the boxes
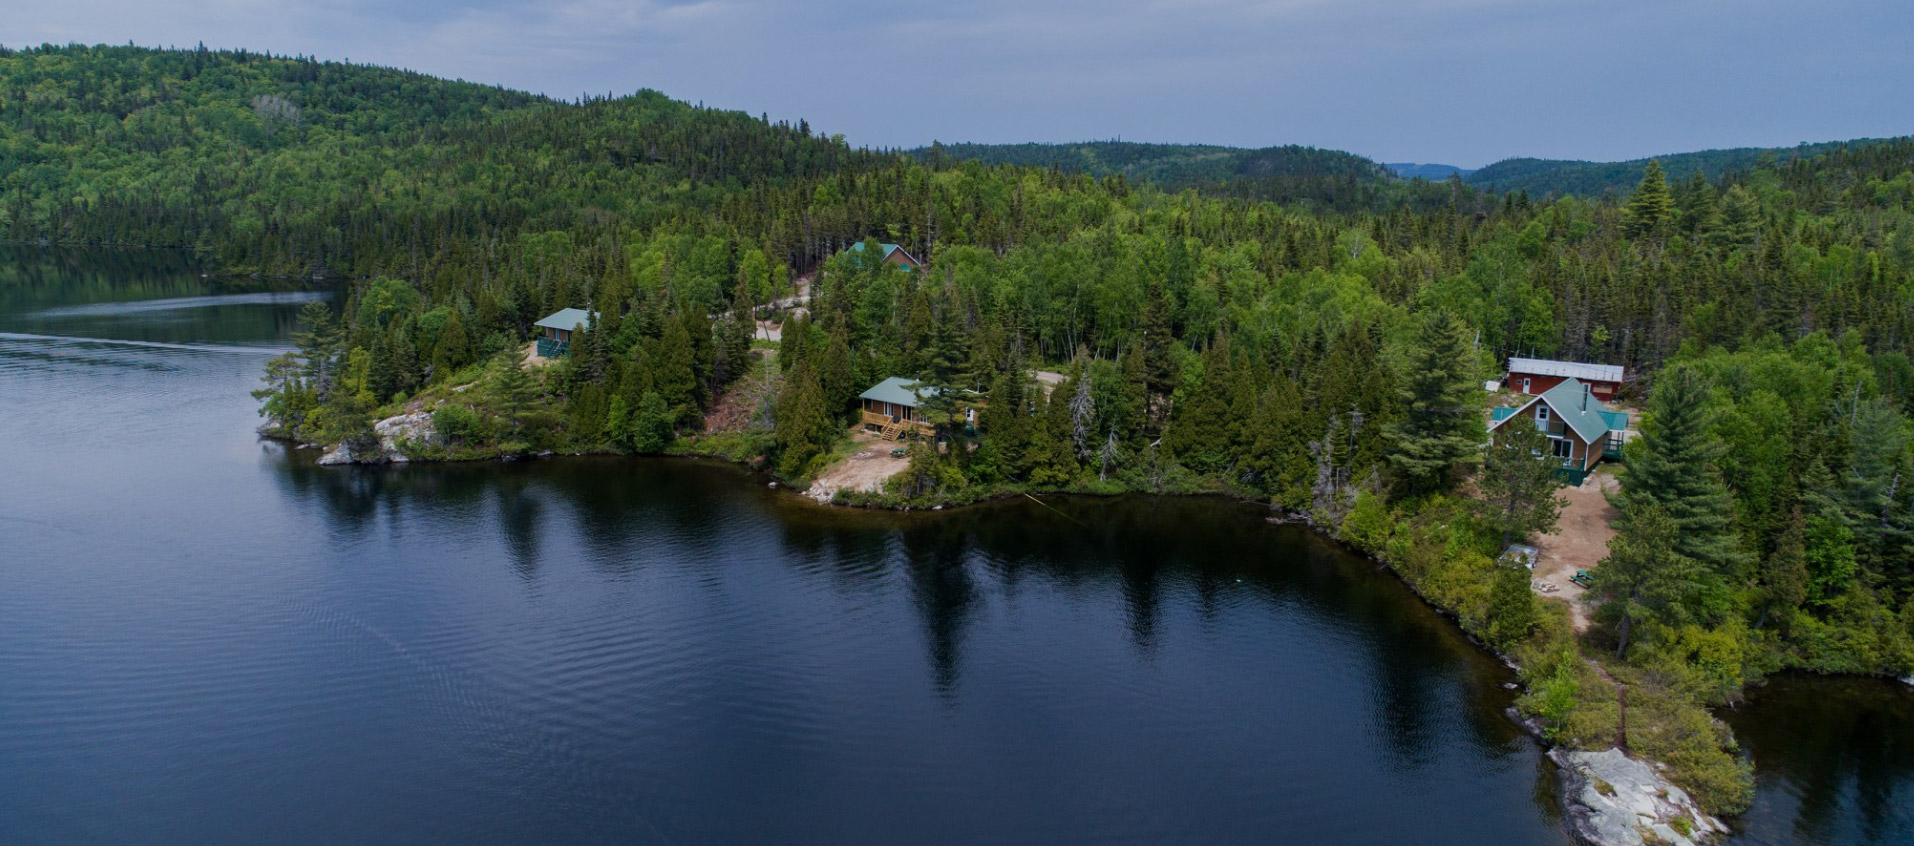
[916,140,1404,210]
[1466,138,1901,197]
[10,44,1914,815]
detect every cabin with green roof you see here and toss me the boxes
[1488,377,1629,485]
[847,241,923,270]
[533,308,595,357]
[859,377,938,440]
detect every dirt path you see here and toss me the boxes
[1532,470,1621,633]
[805,431,909,502]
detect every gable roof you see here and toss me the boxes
[1488,377,1614,444]
[534,307,596,332]
[859,376,939,408]
[848,241,920,266]
[1507,357,1624,384]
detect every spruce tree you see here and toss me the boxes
[1624,159,1676,238]
[1383,311,1481,492]
[1615,368,1750,576]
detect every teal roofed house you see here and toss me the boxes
[858,376,938,440]
[847,241,923,270]
[1487,377,1627,485]
[533,307,595,357]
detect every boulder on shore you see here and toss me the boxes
[317,411,436,465]
[1551,747,1726,846]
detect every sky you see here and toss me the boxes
[9,0,1913,167]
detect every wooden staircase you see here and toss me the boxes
[879,420,905,441]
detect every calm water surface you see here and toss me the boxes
[0,248,1901,845]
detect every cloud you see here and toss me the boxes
[5,0,1911,166]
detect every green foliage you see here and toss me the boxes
[1480,416,1567,547]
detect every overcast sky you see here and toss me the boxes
[10,0,1912,167]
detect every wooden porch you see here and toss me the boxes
[860,409,934,441]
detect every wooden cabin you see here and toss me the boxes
[534,308,594,357]
[848,241,923,270]
[859,377,938,440]
[1505,357,1624,401]
[1488,377,1631,484]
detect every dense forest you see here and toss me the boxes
[1465,138,1901,198]
[911,141,1403,211]
[9,43,1914,816]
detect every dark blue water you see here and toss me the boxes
[0,247,1901,845]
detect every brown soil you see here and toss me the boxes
[806,430,909,502]
[702,354,776,434]
[1532,470,1621,633]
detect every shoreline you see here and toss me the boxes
[290,429,1752,844]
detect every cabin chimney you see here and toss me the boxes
[1582,383,1590,411]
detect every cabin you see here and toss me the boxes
[534,308,595,357]
[1505,357,1624,401]
[1488,377,1631,485]
[848,241,923,270]
[858,377,939,440]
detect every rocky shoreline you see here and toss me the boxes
[1551,748,1727,846]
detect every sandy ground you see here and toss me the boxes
[805,430,909,502]
[1532,470,1621,632]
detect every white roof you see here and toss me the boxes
[1506,357,1623,384]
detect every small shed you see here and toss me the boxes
[1505,357,1624,401]
[534,308,595,357]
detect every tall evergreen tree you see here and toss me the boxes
[1383,311,1481,492]
[1615,368,1750,577]
[1624,159,1676,238]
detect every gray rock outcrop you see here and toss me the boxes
[317,411,435,465]
[1551,747,1726,846]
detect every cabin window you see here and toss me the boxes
[1552,438,1573,459]
[1536,405,1550,422]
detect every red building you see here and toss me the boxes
[1504,357,1623,401]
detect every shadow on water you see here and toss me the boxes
[1724,675,1914,845]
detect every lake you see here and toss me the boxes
[0,247,1906,845]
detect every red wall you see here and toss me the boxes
[1507,371,1618,401]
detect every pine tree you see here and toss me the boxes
[290,299,343,399]
[774,363,835,477]
[1383,311,1481,492]
[1757,508,1810,631]
[1624,159,1676,238]
[1593,503,1710,657]
[1615,368,1750,576]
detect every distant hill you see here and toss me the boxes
[1385,163,1475,180]
[1465,138,1905,196]
[914,141,1398,210]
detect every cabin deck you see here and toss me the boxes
[860,409,933,440]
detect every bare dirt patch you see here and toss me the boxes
[806,430,909,502]
[1532,470,1621,633]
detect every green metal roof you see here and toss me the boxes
[534,307,595,332]
[859,376,939,408]
[1489,377,1614,444]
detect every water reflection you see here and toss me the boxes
[4,246,1600,845]
[1725,676,1914,845]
